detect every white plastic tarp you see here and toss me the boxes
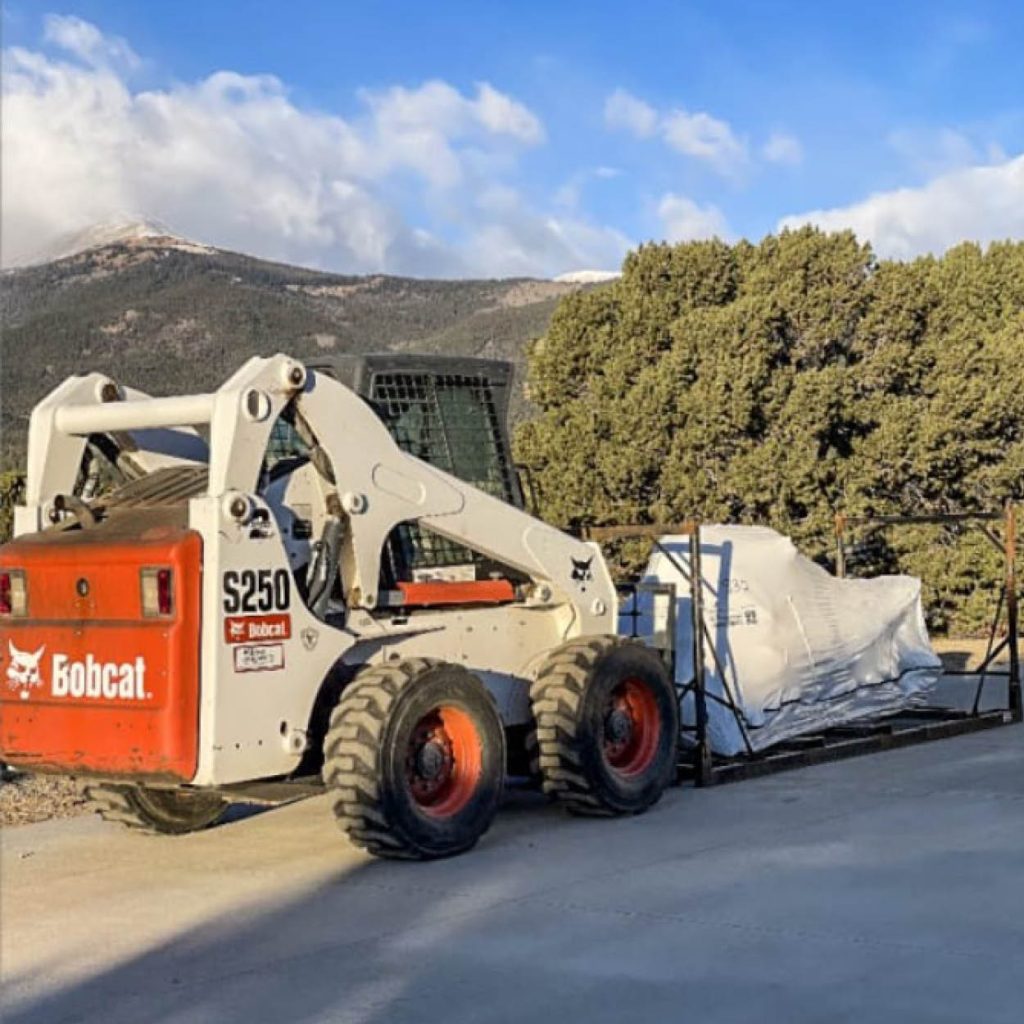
[627,525,942,755]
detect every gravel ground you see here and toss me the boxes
[0,771,87,827]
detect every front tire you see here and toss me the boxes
[323,659,505,860]
[81,782,227,834]
[531,636,678,816]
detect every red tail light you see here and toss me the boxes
[0,570,27,617]
[157,568,173,615]
[140,567,174,617]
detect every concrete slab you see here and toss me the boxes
[3,724,1024,1024]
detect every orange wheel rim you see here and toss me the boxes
[405,705,482,817]
[602,678,660,776]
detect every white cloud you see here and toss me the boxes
[474,82,545,143]
[43,13,139,69]
[553,165,623,209]
[604,88,746,175]
[662,109,746,173]
[362,79,543,150]
[779,153,1024,259]
[884,126,1001,178]
[657,193,731,242]
[0,19,628,277]
[604,88,658,138]
[353,79,544,190]
[469,188,631,277]
[762,132,803,166]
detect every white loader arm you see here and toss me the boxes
[295,369,617,634]
[16,356,297,535]
[20,374,209,532]
[15,353,616,636]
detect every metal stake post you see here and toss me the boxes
[1006,504,1021,720]
[689,524,714,786]
[835,513,847,578]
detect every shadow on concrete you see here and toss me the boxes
[5,787,562,1024]
[7,863,419,1024]
[218,801,275,826]
[937,649,971,672]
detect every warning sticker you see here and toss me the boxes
[233,643,285,673]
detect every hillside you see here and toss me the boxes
[0,229,584,466]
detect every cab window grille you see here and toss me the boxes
[370,372,515,574]
[264,417,309,470]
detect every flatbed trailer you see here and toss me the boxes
[597,508,1022,789]
[679,705,1014,785]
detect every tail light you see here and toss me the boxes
[140,567,174,617]
[0,570,27,617]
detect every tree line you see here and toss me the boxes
[515,227,1024,634]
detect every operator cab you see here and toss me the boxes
[260,353,529,615]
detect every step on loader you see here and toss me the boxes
[0,354,678,858]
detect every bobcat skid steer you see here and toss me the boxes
[0,353,678,858]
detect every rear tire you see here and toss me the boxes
[530,636,678,816]
[81,782,227,834]
[322,659,505,860]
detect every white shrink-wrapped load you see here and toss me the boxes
[629,525,942,756]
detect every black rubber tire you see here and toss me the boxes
[80,782,227,835]
[530,636,679,816]
[322,659,506,860]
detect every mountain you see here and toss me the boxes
[13,217,214,267]
[0,227,588,467]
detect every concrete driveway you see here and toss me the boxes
[3,724,1024,1024]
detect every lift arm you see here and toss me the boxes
[18,354,616,637]
[293,367,617,635]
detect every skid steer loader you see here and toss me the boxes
[0,353,678,858]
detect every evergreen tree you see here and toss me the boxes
[516,228,1024,634]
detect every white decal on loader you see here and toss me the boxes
[6,641,45,700]
[51,654,149,700]
[234,643,285,673]
[6,644,148,701]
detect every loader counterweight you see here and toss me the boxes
[0,524,203,781]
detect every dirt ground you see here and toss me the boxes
[932,635,1012,670]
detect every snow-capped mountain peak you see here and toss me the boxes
[13,217,213,267]
[553,269,620,284]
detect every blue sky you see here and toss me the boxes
[3,2,1023,276]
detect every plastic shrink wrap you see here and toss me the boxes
[627,525,942,756]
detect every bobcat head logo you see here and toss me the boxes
[6,641,45,697]
[571,556,594,583]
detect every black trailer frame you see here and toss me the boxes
[589,506,1021,787]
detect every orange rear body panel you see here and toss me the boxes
[0,525,202,782]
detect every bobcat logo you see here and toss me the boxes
[6,641,45,699]
[570,556,594,583]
